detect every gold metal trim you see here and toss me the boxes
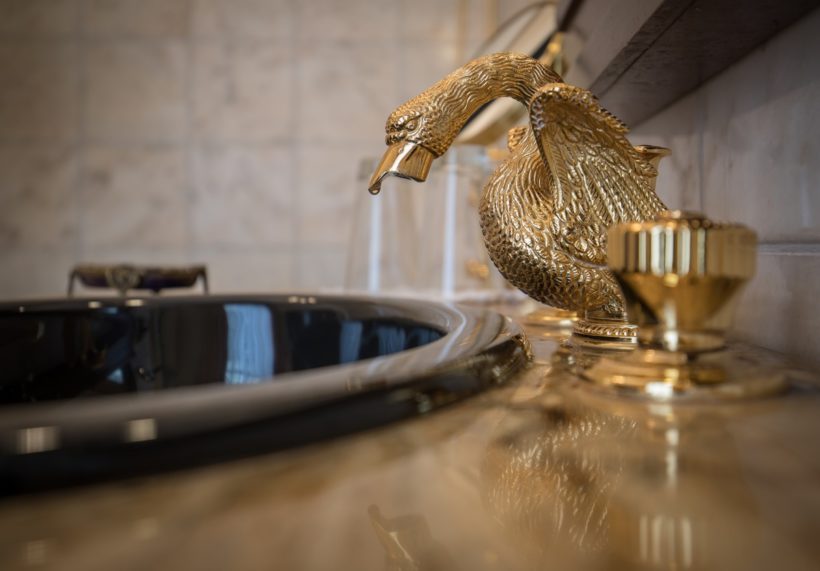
[572,318,637,340]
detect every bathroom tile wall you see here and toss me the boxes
[630,8,820,368]
[0,0,507,298]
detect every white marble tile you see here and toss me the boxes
[0,146,78,250]
[298,0,396,42]
[191,248,293,293]
[397,39,459,101]
[398,0,459,43]
[82,0,191,39]
[191,41,293,143]
[732,248,820,371]
[192,0,292,40]
[297,41,398,143]
[0,43,79,142]
[296,143,376,247]
[295,244,346,291]
[83,42,186,142]
[496,0,543,25]
[463,0,498,59]
[80,147,188,249]
[191,145,293,248]
[630,89,703,211]
[0,0,77,39]
[701,8,820,242]
[75,246,192,265]
[0,248,77,299]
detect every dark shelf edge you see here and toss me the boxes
[563,0,818,126]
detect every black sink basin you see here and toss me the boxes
[1,296,447,403]
[0,295,528,493]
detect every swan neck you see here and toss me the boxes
[397,53,561,157]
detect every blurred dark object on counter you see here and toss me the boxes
[68,264,208,296]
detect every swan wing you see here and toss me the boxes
[529,83,666,263]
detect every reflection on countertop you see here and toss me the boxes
[0,312,818,570]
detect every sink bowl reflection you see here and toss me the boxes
[0,295,528,493]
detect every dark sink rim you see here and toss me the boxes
[0,294,529,488]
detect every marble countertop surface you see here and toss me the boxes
[1,311,819,570]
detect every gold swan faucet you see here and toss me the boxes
[369,52,788,399]
[369,52,669,333]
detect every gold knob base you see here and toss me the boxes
[520,306,577,333]
[580,347,787,401]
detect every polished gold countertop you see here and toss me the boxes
[1,309,819,570]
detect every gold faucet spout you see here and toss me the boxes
[634,144,671,170]
[368,141,436,195]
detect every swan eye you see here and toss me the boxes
[405,120,418,131]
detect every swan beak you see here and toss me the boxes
[368,141,435,195]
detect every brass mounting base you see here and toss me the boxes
[580,347,788,401]
[571,317,637,351]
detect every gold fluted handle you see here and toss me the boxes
[584,211,785,400]
[607,210,757,353]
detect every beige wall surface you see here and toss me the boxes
[0,0,536,297]
[630,8,820,368]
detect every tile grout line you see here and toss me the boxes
[183,1,196,264]
[758,243,820,254]
[73,0,87,268]
[0,138,297,150]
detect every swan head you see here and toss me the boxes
[368,85,459,194]
[368,52,561,194]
